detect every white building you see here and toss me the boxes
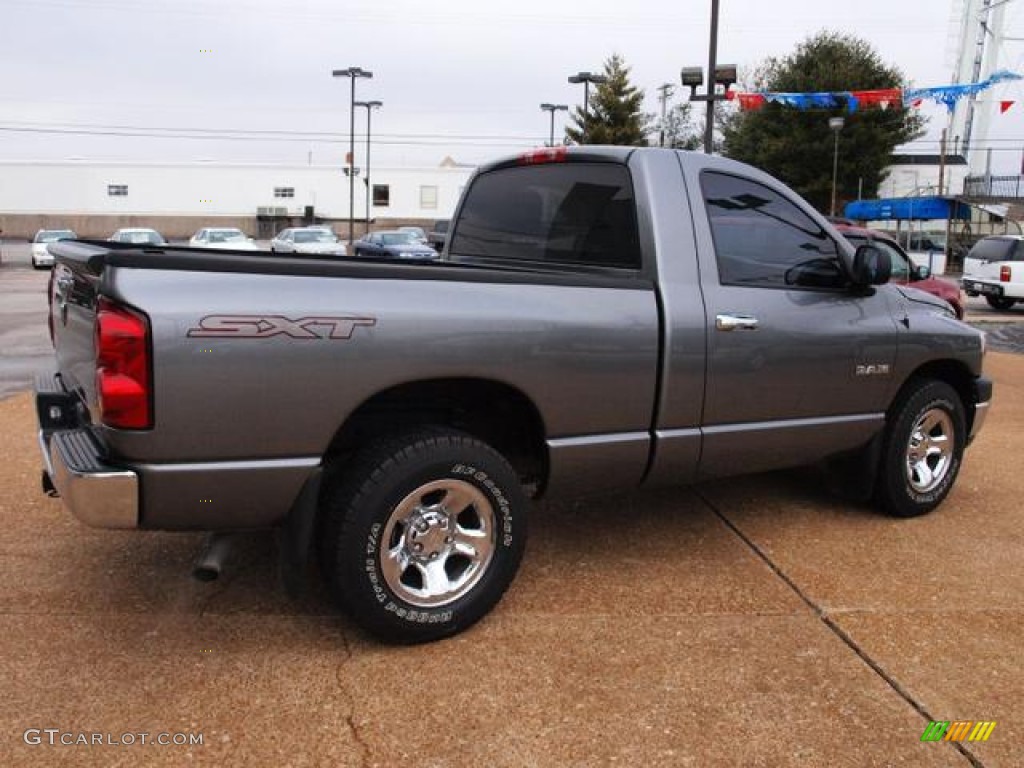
[0,159,475,239]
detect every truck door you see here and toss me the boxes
[689,169,899,478]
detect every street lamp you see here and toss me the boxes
[539,103,568,147]
[681,0,736,154]
[829,116,845,217]
[355,100,382,229]
[332,66,373,245]
[567,71,608,142]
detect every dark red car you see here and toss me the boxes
[836,225,965,319]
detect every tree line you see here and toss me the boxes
[567,32,923,213]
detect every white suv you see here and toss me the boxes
[962,235,1024,311]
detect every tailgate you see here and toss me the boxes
[48,241,106,410]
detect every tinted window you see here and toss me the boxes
[702,172,842,289]
[967,237,1019,262]
[449,163,641,269]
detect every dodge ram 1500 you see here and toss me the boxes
[36,146,991,643]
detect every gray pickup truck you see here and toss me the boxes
[36,146,991,643]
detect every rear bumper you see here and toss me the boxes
[36,374,139,529]
[961,278,1024,299]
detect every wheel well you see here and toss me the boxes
[323,378,548,488]
[897,360,976,428]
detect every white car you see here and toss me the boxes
[110,228,167,246]
[961,235,1024,311]
[189,227,258,251]
[31,229,77,269]
[270,227,347,256]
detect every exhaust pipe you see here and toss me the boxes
[192,533,235,582]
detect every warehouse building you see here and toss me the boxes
[0,159,475,240]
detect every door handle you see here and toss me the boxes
[716,313,760,331]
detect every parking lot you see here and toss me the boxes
[1,250,1022,766]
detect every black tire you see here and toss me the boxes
[319,429,526,644]
[875,380,966,518]
[986,296,1016,311]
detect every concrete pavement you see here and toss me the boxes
[1,354,1020,766]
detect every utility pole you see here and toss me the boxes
[657,83,674,147]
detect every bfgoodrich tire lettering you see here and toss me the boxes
[875,380,966,518]
[320,429,526,644]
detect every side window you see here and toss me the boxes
[449,162,642,269]
[702,172,843,289]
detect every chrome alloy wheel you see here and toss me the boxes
[905,407,955,494]
[380,479,496,608]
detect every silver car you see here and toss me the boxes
[270,227,347,256]
[189,227,258,251]
[110,228,167,246]
[31,229,77,269]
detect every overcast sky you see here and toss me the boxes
[3,0,1024,172]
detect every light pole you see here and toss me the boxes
[829,116,845,217]
[567,71,608,143]
[332,66,373,245]
[680,61,737,154]
[680,1,734,153]
[539,103,568,146]
[355,100,382,229]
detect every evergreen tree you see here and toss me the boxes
[566,54,650,146]
[661,102,702,150]
[721,31,924,212]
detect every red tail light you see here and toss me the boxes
[1001,264,1012,282]
[517,146,568,165]
[95,298,152,429]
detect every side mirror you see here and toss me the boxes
[914,264,931,280]
[852,244,891,286]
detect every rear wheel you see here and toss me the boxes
[319,429,526,644]
[986,296,1016,311]
[875,380,965,517]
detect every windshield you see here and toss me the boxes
[36,230,76,243]
[119,231,164,244]
[208,230,247,243]
[380,232,419,246]
[294,231,338,244]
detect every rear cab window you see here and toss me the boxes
[448,163,642,271]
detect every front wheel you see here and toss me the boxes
[319,429,526,643]
[875,380,966,518]
[986,296,1016,311]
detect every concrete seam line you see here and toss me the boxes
[694,489,986,768]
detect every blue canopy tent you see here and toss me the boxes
[843,196,971,222]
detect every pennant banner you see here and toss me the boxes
[730,70,1021,114]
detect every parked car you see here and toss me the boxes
[837,225,965,318]
[398,226,429,244]
[36,146,990,644]
[109,228,167,246]
[31,229,77,269]
[352,230,438,260]
[270,227,347,256]
[427,220,449,252]
[189,227,258,250]
[961,234,1024,310]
